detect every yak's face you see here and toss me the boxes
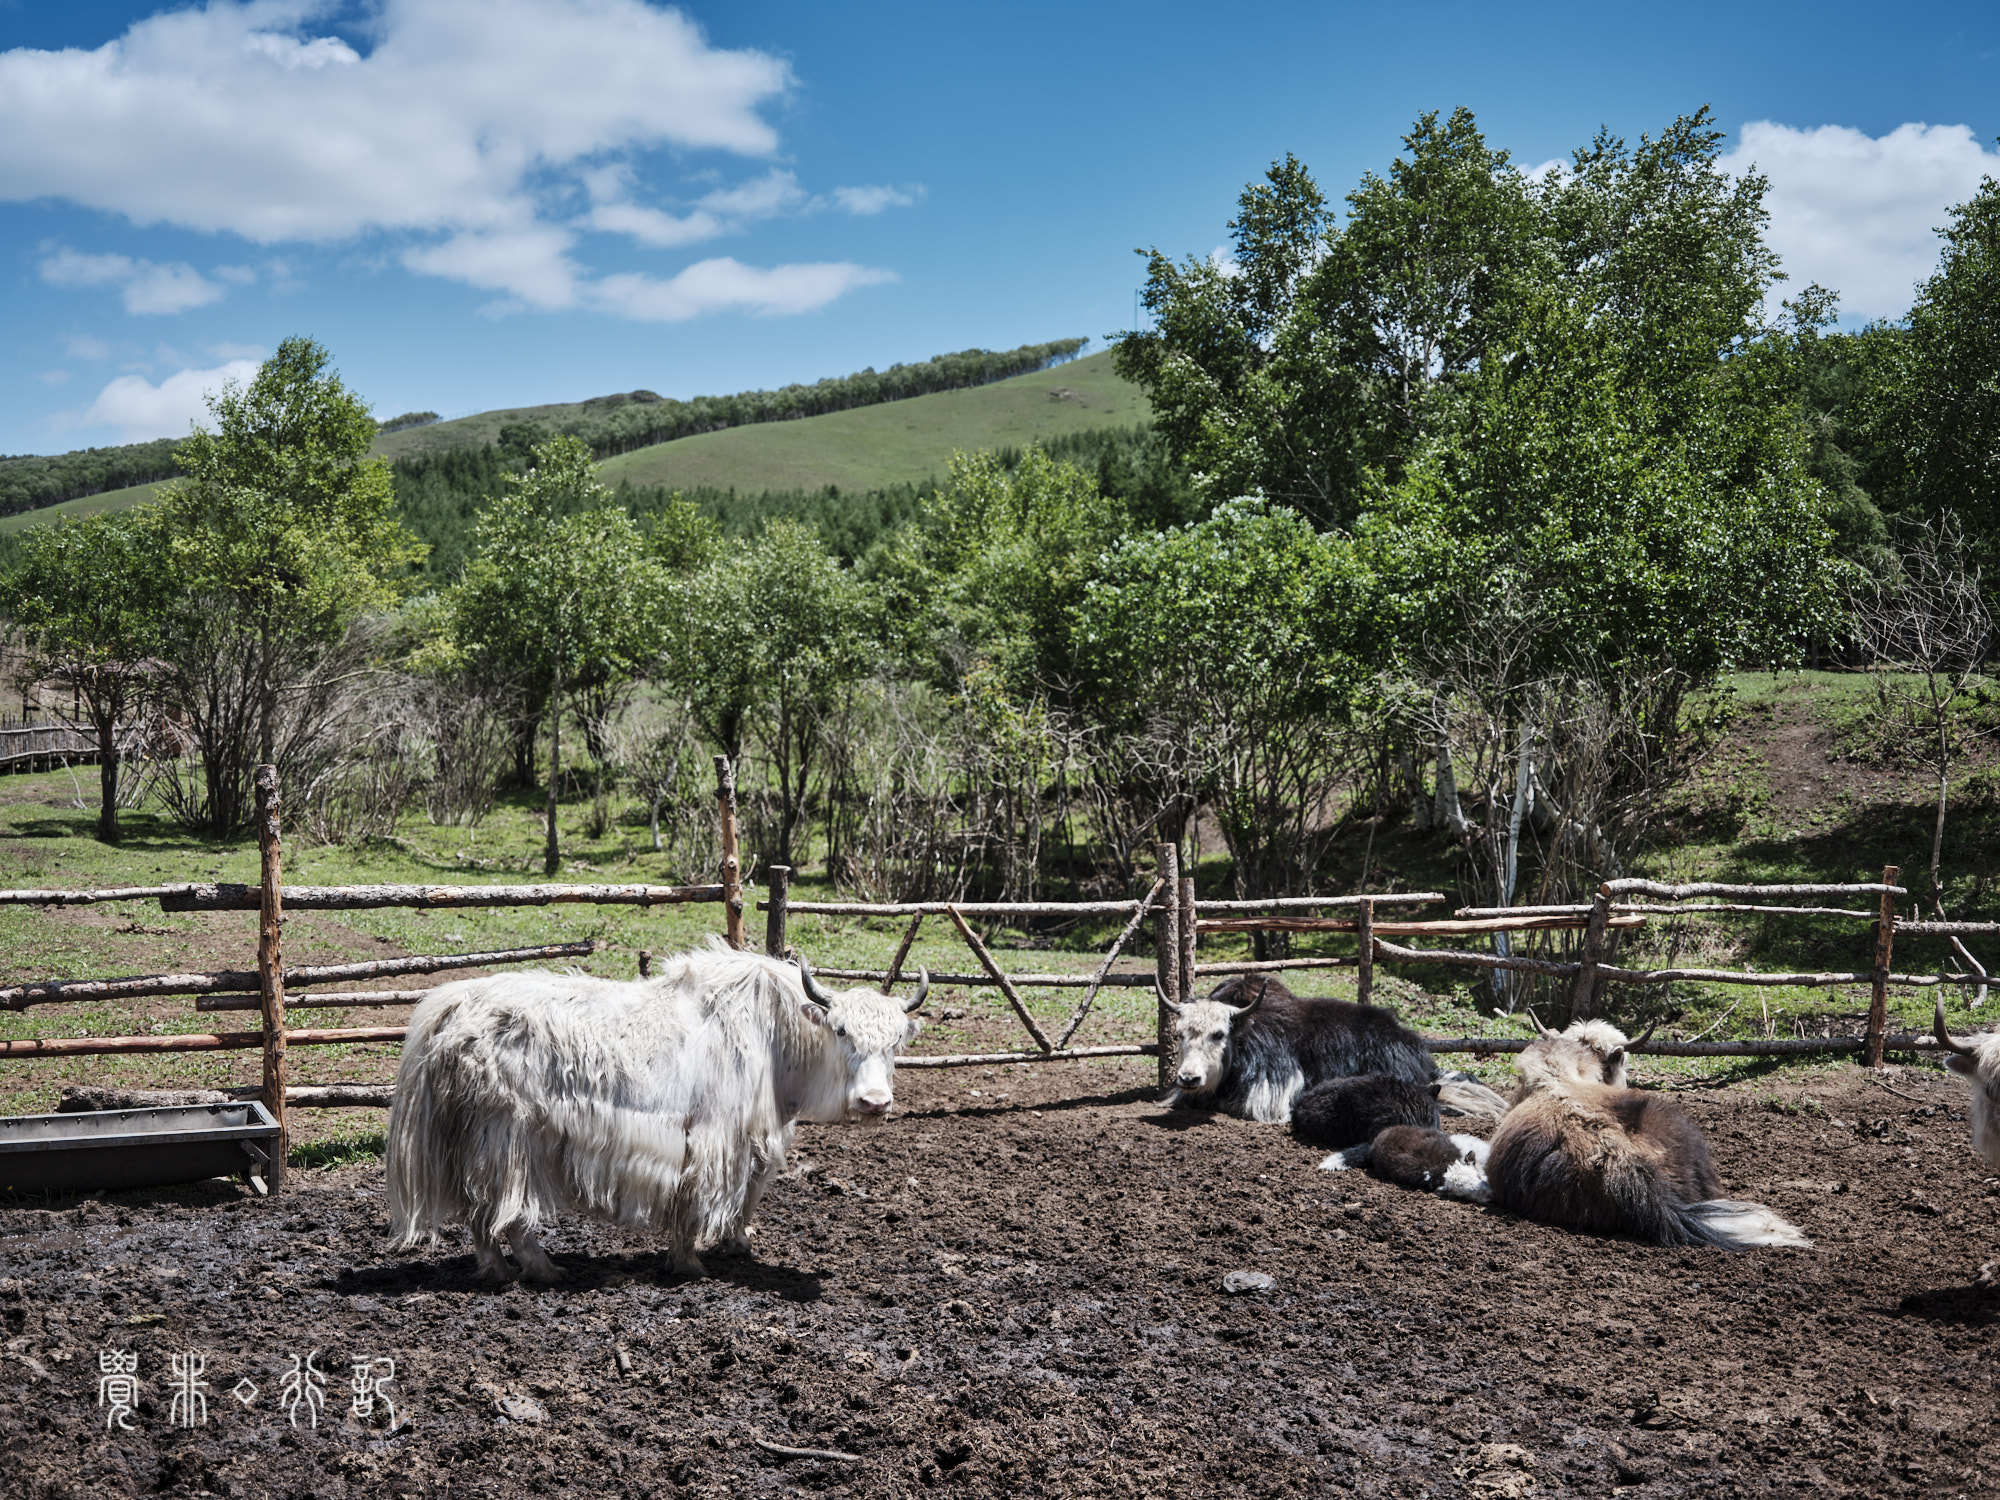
[1944,1039,2000,1169]
[1515,1030,1626,1096]
[1172,999,1253,1094]
[800,986,924,1122]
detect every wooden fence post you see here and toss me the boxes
[714,756,744,949]
[254,765,287,1196]
[1178,875,1197,1007]
[1568,885,1613,1022]
[764,865,791,957]
[1356,897,1375,1007]
[1154,843,1181,1092]
[1866,864,1900,1068]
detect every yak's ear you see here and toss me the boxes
[1601,1047,1626,1081]
[1947,1053,1981,1078]
[903,1015,924,1043]
[798,998,833,1030]
[1428,1081,1444,1098]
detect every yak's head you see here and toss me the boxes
[1164,979,1269,1095]
[1513,1014,1654,1097]
[1934,1002,2000,1168]
[794,954,926,1122]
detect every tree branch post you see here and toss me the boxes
[763,865,791,958]
[1154,842,1181,1092]
[254,764,287,1195]
[1568,885,1613,1022]
[715,755,744,949]
[1356,897,1375,1007]
[1867,864,1901,1068]
[1178,875,1197,1008]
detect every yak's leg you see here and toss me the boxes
[506,1224,562,1284]
[470,1224,517,1283]
[717,1154,783,1256]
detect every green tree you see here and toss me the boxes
[150,337,421,831]
[670,521,872,869]
[1877,171,2000,556]
[422,435,668,874]
[4,512,167,841]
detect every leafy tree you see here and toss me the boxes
[1073,499,1374,900]
[670,521,872,869]
[421,434,668,874]
[4,512,168,840]
[1876,171,2000,557]
[149,337,421,831]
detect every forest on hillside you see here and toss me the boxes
[5,107,1997,986]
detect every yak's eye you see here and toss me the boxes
[834,1024,847,1038]
[1211,1030,1226,1043]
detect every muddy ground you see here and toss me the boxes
[3,1061,1998,1499]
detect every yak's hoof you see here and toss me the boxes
[669,1253,708,1279]
[717,1230,755,1256]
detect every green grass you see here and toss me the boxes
[0,480,164,533]
[596,350,1150,495]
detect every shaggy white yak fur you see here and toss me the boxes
[385,941,923,1281]
[1933,1000,2000,1168]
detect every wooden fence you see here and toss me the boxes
[6,770,1990,1192]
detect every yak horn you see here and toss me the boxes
[1934,999,1979,1057]
[1523,1007,1557,1039]
[796,953,836,1011]
[1230,978,1269,1018]
[1626,1018,1660,1051]
[903,968,930,1014]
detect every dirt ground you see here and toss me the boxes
[4,1059,2000,1500]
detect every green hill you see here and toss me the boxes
[0,480,163,534]
[597,349,1147,495]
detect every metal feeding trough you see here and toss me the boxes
[0,1101,280,1197]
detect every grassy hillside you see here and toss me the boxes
[597,349,1149,495]
[0,479,163,534]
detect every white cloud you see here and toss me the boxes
[207,341,267,361]
[71,359,262,442]
[0,0,792,244]
[1720,121,2000,321]
[590,258,895,322]
[582,201,724,249]
[5,3,900,326]
[832,184,919,215]
[64,335,112,361]
[401,227,581,309]
[39,247,226,315]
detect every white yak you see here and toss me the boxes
[385,941,925,1281]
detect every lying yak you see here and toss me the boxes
[1483,1020,1811,1249]
[1290,1073,1441,1149]
[1932,1000,2000,1167]
[1165,974,1508,1123]
[385,941,925,1282]
[1321,1124,1493,1200]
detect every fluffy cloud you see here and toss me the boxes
[1719,122,2000,321]
[72,360,262,441]
[0,0,791,243]
[591,259,896,322]
[832,184,920,215]
[39,247,226,315]
[5,2,905,326]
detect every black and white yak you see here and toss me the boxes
[1322,1124,1493,1199]
[385,941,925,1282]
[1164,974,1508,1124]
[1481,1019,1812,1249]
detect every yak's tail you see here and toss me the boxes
[1434,1072,1510,1122]
[1677,1199,1813,1250]
[384,990,464,1251]
[1318,1144,1369,1172]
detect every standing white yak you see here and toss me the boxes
[385,941,926,1281]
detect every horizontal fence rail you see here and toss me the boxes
[161,881,726,912]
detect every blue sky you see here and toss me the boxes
[2,0,1995,457]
